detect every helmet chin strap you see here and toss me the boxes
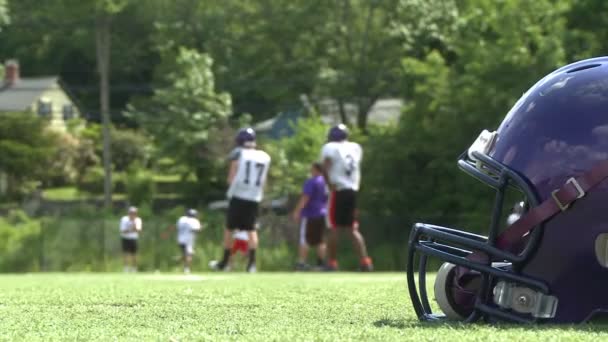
[496,160,608,252]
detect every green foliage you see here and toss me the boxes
[124,164,156,206]
[0,112,58,199]
[128,47,232,198]
[362,0,568,240]
[0,210,41,272]
[110,128,151,172]
[0,0,8,30]
[263,115,328,197]
[45,133,81,187]
[77,166,109,194]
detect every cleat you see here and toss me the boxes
[322,264,338,272]
[294,262,311,271]
[360,263,374,272]
[209,260,226,271]
[247,263,257,273]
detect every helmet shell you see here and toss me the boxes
[236,128,256,146]
[327,124,349,142]
[488,57,608,322]
[186,208,198,217]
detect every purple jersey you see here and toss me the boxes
[301,175,328,218]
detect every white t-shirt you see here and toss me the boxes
[176,216,202,245]
[321,141,362,191]
[226,148,271,202]
[119,216,142,240]
[233,230,249,241]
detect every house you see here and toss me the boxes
[254,97,403,139]
[0,60,81,131]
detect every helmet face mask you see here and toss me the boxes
[407,57,608,324]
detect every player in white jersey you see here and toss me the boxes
[119,206,142,273]
[211,128,270,273]
[321,124,373,271]
[176,208,202,274]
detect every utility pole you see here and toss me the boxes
[96,13,112,209]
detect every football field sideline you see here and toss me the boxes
[0,273,605,341]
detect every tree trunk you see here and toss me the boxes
[96,14,112,209]
[357,96,378,133]
[337,98,349,126]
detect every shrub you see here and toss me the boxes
[125,164,156,206]
[0,210,42,272]
[111,129,152,172]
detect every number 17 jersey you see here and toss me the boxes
[227,148,271,202]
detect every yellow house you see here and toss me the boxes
[0,60,81,132]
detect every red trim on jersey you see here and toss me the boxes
[328,191,336,229]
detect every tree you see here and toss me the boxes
[361,0,568,247]
[0,113,58,199]
[313,0,458,131]
[93,0,130,208]
[127,47,231,195]
[563,0,608,61]
[0,0,8,30]
[151,0,329,121]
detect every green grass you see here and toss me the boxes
[41,186,128,201]
[42,186,81,201]
[0,273,606,341]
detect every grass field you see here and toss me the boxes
[0,273,606,341]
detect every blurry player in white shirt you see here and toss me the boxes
[321,124,373,271]
[176,208,202,274]
[211,128,271,273]
[119,206,142,273]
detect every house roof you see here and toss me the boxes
[254,98,403,138]
[0,77,58,111]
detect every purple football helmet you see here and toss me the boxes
[236,127,256,146]
[186,208,197,217]
[327,124,348,142]
[408,57,608,323]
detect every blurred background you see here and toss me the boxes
[0,0,604,272]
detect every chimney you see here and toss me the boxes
[4,60,20,86]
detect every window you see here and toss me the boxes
[62,104,74,121]
[37,98,52,118]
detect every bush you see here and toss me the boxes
[111,129,152,172]
[0,210,42,272]
[263,115,328,198]
[125,164,156,206]
[76,166,106,194]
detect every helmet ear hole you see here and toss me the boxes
[434,262,481,320]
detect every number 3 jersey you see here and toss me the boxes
[226,147,271,202]
[321,141,362,191]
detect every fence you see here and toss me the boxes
[1,201,419,273]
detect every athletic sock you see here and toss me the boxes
[360,256,373,266]
[317,258,324,267]
[247,249,257,269]
[219,248,230,269]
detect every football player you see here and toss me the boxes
[291,162,328,270]
[321,124,373,271]
[119,206,142,273]
[176,208,202,274]
[211,128,271,273]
